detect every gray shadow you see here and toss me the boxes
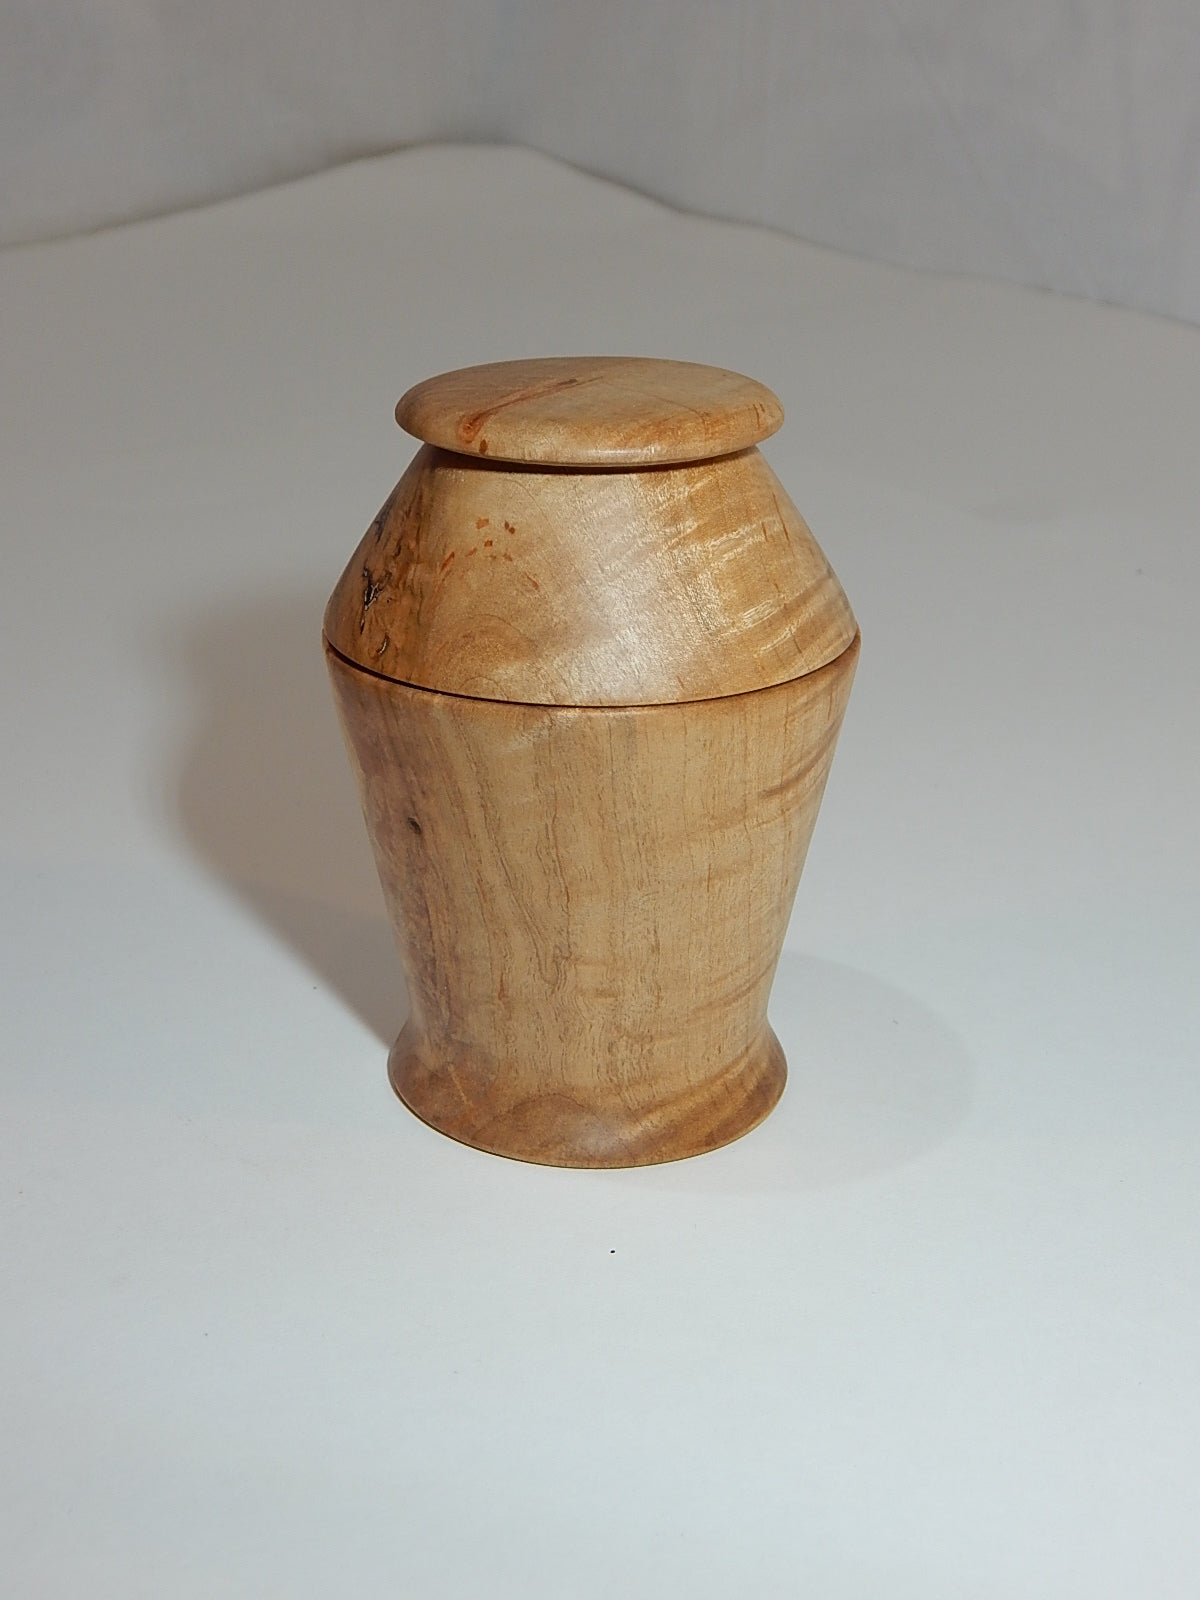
[625,950,974,1194]
[165,588,408,1046]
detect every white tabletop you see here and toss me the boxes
[2,144,1198,1597]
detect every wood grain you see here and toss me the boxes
[325,633,859,1167]
[395,356,784,466]
[323,444,857,706]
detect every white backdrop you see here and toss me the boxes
[4,0,1200,323]
[3,144,1199,1595]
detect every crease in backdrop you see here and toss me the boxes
[2,0,1199,324]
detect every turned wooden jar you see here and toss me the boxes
[324,357,859,1167]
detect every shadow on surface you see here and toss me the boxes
[167,588,408,1046]
[628,950,974,1194]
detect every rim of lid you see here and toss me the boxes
[395,356,784,467]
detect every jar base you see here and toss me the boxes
[388,1025,787,1169]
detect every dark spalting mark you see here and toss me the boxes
[360,565,385,631]
[523,573,540,592]
[440,550,456,573]
[478,438,488,454]
[504,520,516,534]
[466,546,477,558]
[476,517,490,530]
[483,538,493,548]
[770,492,793,544]
[406,815,423,836]
[502,550,514,562]
[367,483,400,545]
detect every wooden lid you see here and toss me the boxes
[395,356,784,466]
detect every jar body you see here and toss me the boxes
[325,634,858,1167]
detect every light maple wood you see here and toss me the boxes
[323,444,856,707]
[324,357,859,1166]
[395,355,784,466]
[325,634,858,1167]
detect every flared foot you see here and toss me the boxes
[388,1024,787,1169]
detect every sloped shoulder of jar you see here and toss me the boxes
[395,356,784,467]
[323,443,858,708]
